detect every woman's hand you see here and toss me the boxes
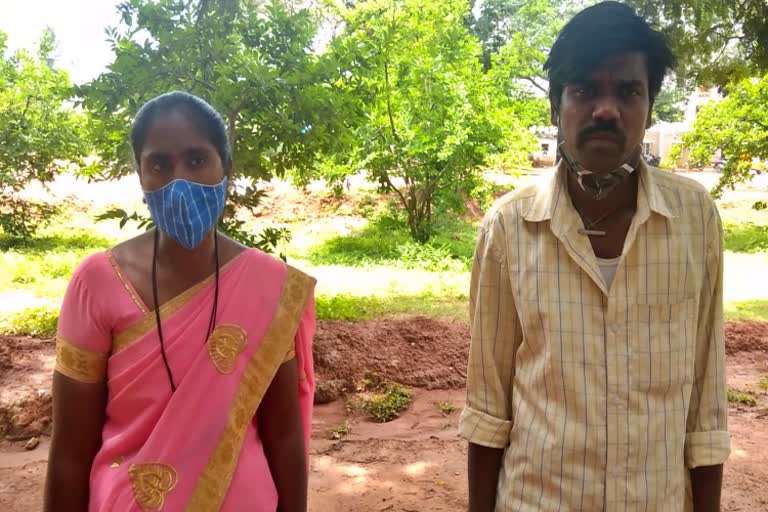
[259,358,308,512]
[44,372,107,512]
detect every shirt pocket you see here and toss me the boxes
[629,298,697,393]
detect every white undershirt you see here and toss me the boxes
[597,256,621,288]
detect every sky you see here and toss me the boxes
[0,0,122,84]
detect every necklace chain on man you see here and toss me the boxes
[579,205,628,237]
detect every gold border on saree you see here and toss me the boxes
[54,335,108,384]
[186,266,315,511]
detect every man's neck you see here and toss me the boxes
[566,167,638,218]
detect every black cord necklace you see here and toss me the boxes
[152,228,220,393]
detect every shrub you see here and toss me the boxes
[361,383,413,423]
[0,197,60,238]
[436,400,457,416]
[0,306,59,336]
[727,389,758,407]
[328,422,351,440]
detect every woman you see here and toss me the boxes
[44,91,315,512]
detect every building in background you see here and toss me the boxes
[529,126,558,167]
[643,87,722,168]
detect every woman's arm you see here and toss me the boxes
[44,372,107,512]
[259,358,307,512]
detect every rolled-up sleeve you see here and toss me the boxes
[685,206,730,468]
[459,211,522,449]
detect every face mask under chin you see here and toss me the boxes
[558,142,638,201]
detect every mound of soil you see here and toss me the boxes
[0,337,54,440]
[253,184,388,222]
[725,321,768,356]
[1,319,767,437]
[313,317,470,402]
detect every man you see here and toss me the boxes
[460,2,730,511]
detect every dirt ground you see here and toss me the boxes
[2,319,768,511]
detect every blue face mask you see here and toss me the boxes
[144,177,227,250]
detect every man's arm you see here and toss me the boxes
[468,444,505,512]
[691,465,723,511]
[459,210,522,512]
[686,203,730,511]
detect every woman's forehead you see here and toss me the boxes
[141,110,214,157]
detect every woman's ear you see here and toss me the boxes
[135,162,144,186]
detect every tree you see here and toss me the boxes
[81,0,355,180]
[0,29,88,237]
[624,0,768,87]
[652,77,689,123]
[683,73,768,209]
[328,0,527,242]
[79,0,359,250]
[466,0,592,74]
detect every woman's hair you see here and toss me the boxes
[130,91,233,173]
[544,1,676,112]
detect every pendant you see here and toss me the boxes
[579,228,607,237]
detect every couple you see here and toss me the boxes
[45,3,728,511]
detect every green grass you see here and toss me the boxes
[303,214,477,272]
[0,230,113,301]
[728,388,758,407]
[2,184,767,338]
[0,305,59,336]
[316,291,467,322]
[723,222,768,253]
[724,300,768,322]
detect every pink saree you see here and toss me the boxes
[54,248,316,511]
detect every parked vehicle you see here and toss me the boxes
[713,158,727,172]
[644,153,661,167]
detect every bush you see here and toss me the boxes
[360,383,413,423]
[723,222,768,253]
[436,400,457,416]
[727,388,758,407]
[0,306,59,336]
[0,197,60,238]
[328,422,351,440]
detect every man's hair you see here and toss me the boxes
[544,1,676,113]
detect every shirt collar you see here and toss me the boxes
[522,158,679,224]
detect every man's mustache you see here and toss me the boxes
[577,123,626,148]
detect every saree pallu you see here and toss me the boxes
[54,249,316,511]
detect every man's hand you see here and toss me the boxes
[690,465,723,512]
[468,443,504,512]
